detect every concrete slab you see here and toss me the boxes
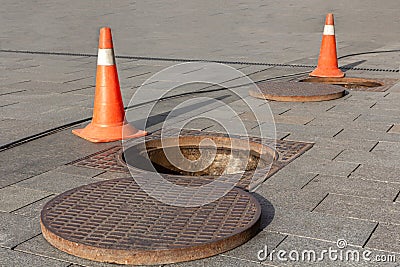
[13,195,55,220]
[264,206,377,247]
[265,235,399,266]
[350,164,400,184]
[0,247,70,267]
[303,174,399,201]
[14,170,104,194]
[0,185,52,212]
[0,212,40,249]
[314,194,400,224]
[222,231,287,263]
[14,235,123,267]
[366,223,400,254]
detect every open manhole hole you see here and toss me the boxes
[300,77,383,89]
[69,129,314,191]
[41,178,261,265]
[119,135,277,190]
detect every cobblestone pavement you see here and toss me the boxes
[1,0,399,266]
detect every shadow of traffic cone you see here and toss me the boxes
[72,27,147,143]
[310,13,345,78]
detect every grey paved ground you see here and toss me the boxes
[1,1,399,266]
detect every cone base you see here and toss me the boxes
[309,67,345,78]
[72,123,147,143]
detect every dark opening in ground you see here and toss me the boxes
[300,77,383,89]
[121,136,277,176]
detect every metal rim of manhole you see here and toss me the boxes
[249,81,346,102]
[299,77,384,89]
[118,134,278,190]
[40,178,261,265]
[68,129,314,191]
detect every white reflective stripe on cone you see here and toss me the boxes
[97,49,115,66]
[323,25,335,35]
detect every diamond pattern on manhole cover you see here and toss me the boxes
[41,177,261,265]
[68,129,313,190]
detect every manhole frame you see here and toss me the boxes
[68,129,314,191]
[296,76,399,92]
[119,134,277,183]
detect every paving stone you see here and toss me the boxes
[223,231,287,263]
[14,170,104,194]
[274,115,314,125]
[13,195,55,220]
[169,254,263,267]
[14,235,122,267]
[0,247,70,267]
[275,124,343,139]
[282,131,343,143]
[285,157,359,177]
[264,206,377,247]
[264,235,399,266]
[301,146,343,161]
[327,103,377,114]
[0,172,33,189]
[282,104,340,116]
[305,115,357,127]
[311,137,377,152]
[334,149,400,170]
[365,223,400,254]
[314,194,400,224]
[335,128,400,143]
[303,174,399,201]
[350,164,400,184]
[259,168,317,190]
[355,113,400,124]
[364,108,400,118]
[0,212,40,249]
[0,185,52,212]
[0,129,117,177]
[255,185,327,212]
[310,118,392,133]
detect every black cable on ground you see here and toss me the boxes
[1,49,398,72]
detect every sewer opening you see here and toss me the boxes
[300,77,383,89]
[122,136,276,176]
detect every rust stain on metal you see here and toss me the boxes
[250,81,346,102]
[41,178,261,265]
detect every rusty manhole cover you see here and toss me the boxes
[249,81,346,102]
[298,77,398,92]
[41,178,261,265]
[68,129,313,191]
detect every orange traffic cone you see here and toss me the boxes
[72,27,147,143]
[310,14,344,78]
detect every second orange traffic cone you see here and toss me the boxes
[72,27,147,143]
[310,13,344,78]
